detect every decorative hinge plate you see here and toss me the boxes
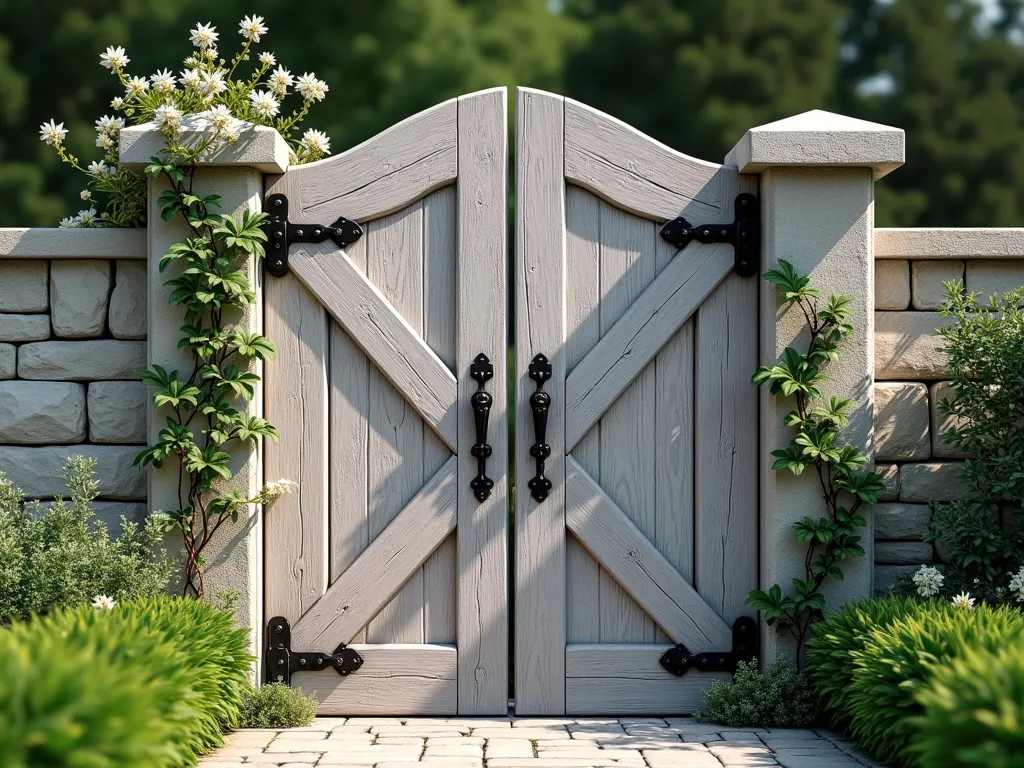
[659,193,759,277]
[659,616,758,677]
[263,193,363,277]
[265,616,364,686]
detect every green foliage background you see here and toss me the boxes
[1,0,1024,227]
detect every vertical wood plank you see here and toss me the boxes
[695,272,759,623]
[597,203,656,643]
[515,87,566,714]
[456,88,508,714]
[367,204,426,643]
[423,185,457,646]
[265,273,329,621]
[565,185,601,644]
[328,232,370,642]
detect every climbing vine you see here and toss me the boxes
[746,260,886,665]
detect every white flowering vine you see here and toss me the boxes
[38,14,335,228]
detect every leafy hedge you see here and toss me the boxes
[807,597,1024,767]
[0,596,251,768]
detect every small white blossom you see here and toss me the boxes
[224,123,241,142]
[189,22,219,49]
[204,104,237,131]
[76,208,98,227]
[92,595,116,610]
[268,65,293,96]
[99,46,129,70]
[39,119,68,146]
[87,160,108,175]
[199,69,227,97]
[125,75,150,96]
[261,478,298,502]
[153,103,183,132]
[295,72,328,103]
[248,89,280,118]
[58,216,78,229]
[80,189,91,201]
[110,96,125,109]
[259,52,276,67]
[300,128,331,158]
[912,565,944,598]
[1009,567,1024,602]
[150,68,177,92]
[179,68,202,90]
[239,15,268,43]
[94,115,123,134]
[952,591,976,609]
[96,133,114,150]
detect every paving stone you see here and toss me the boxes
[424,744,483,756]
[0,381,86,443]
[18,340,145,380]
[50,260,110,338]
[0,262,48,313]
[108,261,147,339]
[900,461,968,501]
[912,260,964,310]
[0,313,49,342]
[966,259,1024,305]
[874,382,930,460]
[87,381,147,443]
[929,381,967,458]
[875,311,953,379]
[875,259,910,309]
[873,502,931,540]
[0,444,146,499]
[876,463,900,501]
[0,344,13,379]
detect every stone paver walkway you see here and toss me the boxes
[199,717,884,767]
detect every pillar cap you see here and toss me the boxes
[120,115,290,174]
[725,109,904,179]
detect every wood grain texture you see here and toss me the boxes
[294,644,457,716]
[564,98,730,223]
[288,238,457,451]
[265,274,328,622]
[514,87,567,714]
[695,273,759,624]
[566,456,732,651]
[292,457,458,650]
[565,645,725,715]
[265,98,457,224]
[456,88,509,714]
[565,243,733,450]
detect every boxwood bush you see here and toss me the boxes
[240,681,319,728]
[0,596,251,768]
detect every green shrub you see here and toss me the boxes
[806,595,930,726]
[240,682,319,728]
[846,603,1024,766]
[0,457,170,622]
[0,596,251,767]
[911,645,1024,767]
[694,657,820,728]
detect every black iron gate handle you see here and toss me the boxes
[469,353,494,502]
[527,353,553,503]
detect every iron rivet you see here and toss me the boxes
[313,229,321,237]
[296,229,304,237]
[299,659,306,666]
[277,659,284,666]
[275,625,283,633]
[274,198,282,207]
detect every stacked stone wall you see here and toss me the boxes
[872,229,1024,592]
[0,229,149,528]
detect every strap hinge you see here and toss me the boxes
[265,616,364,686]
[263,193,363,277]
[659,616,757,677]
[659,193,759,277]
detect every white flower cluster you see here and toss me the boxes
[59,207,99,229]
[912,564,944,597]
[1009,566,1024,602]
[95,114,125,152]
[259,478,298,503]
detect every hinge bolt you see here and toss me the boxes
[274,198,282,207]
[296,229,304,237]
[275,624,283,633]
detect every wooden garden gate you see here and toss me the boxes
[263,86,758,717]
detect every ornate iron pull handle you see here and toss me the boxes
[527,353,553,503]
[469,353,494,502]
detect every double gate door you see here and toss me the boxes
[264,87,757,717]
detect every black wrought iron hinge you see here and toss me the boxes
[265,616,364,686]
[659,193,759,277]
[263,193,363,278]
[659,616,757,677]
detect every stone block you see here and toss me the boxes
[88,381,147,443]
[108,261,147,339]
[876,463,900,501]
[874,503,931,540]
[0,313,49,342]
[0,381,86,444]
[0,344,14,379]
[0,445,145,499]
[875,541,934,564]
[874,382,930,460]
[875,565,918,596]
[966,260,1024,304]
[874,260,909,310]
[929,381,967,458]
[911,260,963,310]
[875,311,954,379]
[900,461,967,502]
[50,260,110,338]
[0,262,48,312]
[18,340,145,380]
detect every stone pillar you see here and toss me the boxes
[121,124,289,661]
[725,110,904,660]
